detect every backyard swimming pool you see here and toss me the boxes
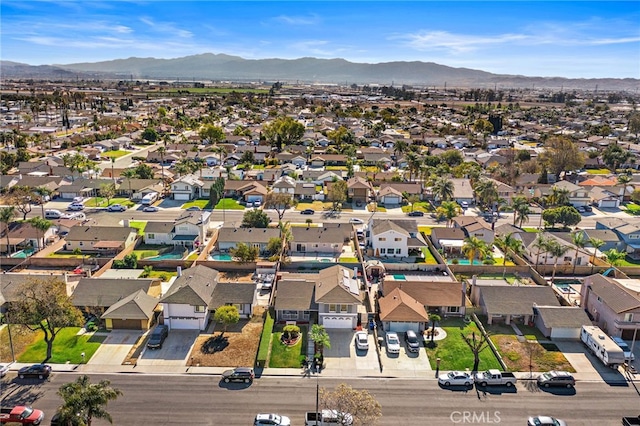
[210,254,232,261]
[10,248,34,258]
[447,259,484,265]
[148,251,184,260]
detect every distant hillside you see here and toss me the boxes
[2,54,639,90]
[0,60,109,79]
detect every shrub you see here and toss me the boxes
[256,310,274,367]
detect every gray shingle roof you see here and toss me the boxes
[160,265,219,306]
[66,226,136,243]
[218,227,280,244]
[209,282,256,309]
[587,274,640,314]
[480,285,560,315]
[534,306,591,329]
[274,280,317,311]
[100,289,159,320]
[72,278,155,307]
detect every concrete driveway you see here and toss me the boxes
[554,340,626,382]
[323,330,380,375]
[380,331,432,374]
[138,329,199,366]
[88,330,142,366]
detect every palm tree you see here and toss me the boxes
[436,201,461,227]
[28,216,52,251]
[533,233,551,272]
[494,232,524,266]
[32,187,52,218]
[588,237,605,274]
[571,231,587,274]
[474,179,499,210]
[511,196,531,227]
[110,157,116,182]
[547,186,570,207]
[309,324,331,362]
[57,375,122,426]
[462,236,489,265]
[120,168,137,198]
[432,177,454,204]
[429,313,441,344]
[548,239,570,282]
[603,248,626,266]
[393,139,408,161]
[618,174,632,185]
[157,146,166,182]
[405,152,421,182]
[0,206,16,254]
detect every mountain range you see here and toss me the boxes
[2,54,638,91]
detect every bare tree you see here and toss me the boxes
[461,331,490,372]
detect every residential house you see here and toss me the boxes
[209,282,257,319]
[170,174,205,201]
[553,180,591,207]
[369,219,427,258]
[532,306,591,339]
[380,183,423,201]
[144,210,210,248]
[376,186,404,205]
[274,279,316,323]
[2,221,55,253]
[588,186,621,208]
[217,227,280,255]
[517,232,587,267]
[295,182,319,201]
[596,218,640,258]
[581,274,640,340]
[450,178,475,205]
[576,229,624,253]
[347,176,372,204]
[289,224,351,256]
[0,273,72,311]
[430,227,466,253]
[378,287,429,333]
[117,178,164,200]
[382,278,466,318]
[272,176,296,194]
[451,216,495,246]
[301,170,342,185]
[64,226,137,254]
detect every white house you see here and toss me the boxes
[170,174,205,201]
[272,176,296,194]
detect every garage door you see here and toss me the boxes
[322,316,353,329]
[388,322,420,333]
[174,193,191,201]
[384,196,401,205]
[622,329,640,341]
[168,318,200,330]
[247,195,263,203]
[111,319,142,330]
[600,200,619,208]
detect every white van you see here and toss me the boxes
[141,192,159,206]
[44,209,63,219]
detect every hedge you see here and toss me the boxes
[256,310,274,367]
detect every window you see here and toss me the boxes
[448,306,460,313]
[302,311,310,320]
[380,248,386,254]
[194,305,205,313]
[329,304,337,313]
[564,256,571,262]
[79,242,83,246]
[624,313,634,322]
[378,237,386,242]
[282,310,298,320]
[340,304,348,312]
[394,237,402,241]
[148,233,155,239]
[396,248,402,254]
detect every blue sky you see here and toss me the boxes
[2,1,639,79]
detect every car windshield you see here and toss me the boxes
[357,335,367,342]
[388,335,399,344]
[21,407,33,418]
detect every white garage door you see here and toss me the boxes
[600,200,619,208]
[247,195,263,203]
[322,316,353,329]
[384,196,401,205]
[168,318,200,330]
[174,193,192,201]
[550,327,580,340]
[388,322,420,333]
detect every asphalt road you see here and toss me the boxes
[1,373,639,425]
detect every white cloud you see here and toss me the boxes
[139,17,192,38]
[273,14,319,26]
[395,30,529,54]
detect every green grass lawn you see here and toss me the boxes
[214,198,245,210]
[425,318,501,371]
[128,220,147,236]
[132,244,173,259]
[586,168,612,175]
[252,164,265,170]
[47,252,89,259]
[484,321,546,341]
[419,247,439,265]
[522,227,539,232]
[100,150,129,159]
[623,203,640,216]
[616,256,640,267]
[88,197,135,208]
[339,256,359,263]
[145,269,178,280]
[17,327,106,364]
[401,202,432,213]
[269,330,306,368]
[181,199,212,210]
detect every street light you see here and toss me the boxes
[315,364,320,426]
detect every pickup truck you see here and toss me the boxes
[0,406,45,425]
[473,369,517,387]
[305,410,353,426]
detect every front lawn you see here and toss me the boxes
[623,203,640,216]
[181,199,212,210]
[269,327,307,368]
[586,168,611,175]
[401,202,432,213]
[145,269,178,281]
[17,327,106,364]
[425,318,501,371]
[214,198,245,210]
[87,197,135,208]
[100,150,129,159]
[296,201,333,211]
[367,204,386,212]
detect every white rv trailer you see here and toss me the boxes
[580,325,626,368]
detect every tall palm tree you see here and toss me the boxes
[571,231,587,274]
[120,168,137,198]
[547,186,570,207]
[110,157,116,182]
[432,177,454,204]
[0,206,16,254]
[533,233,551,272]
[603,248,626,266]
[494,233,524,266]
[511,196,531,227]
[588,237,605,274]
[28,216,52,251]
[405,152,421,182]
[474,179,499,210]
[32,187,52,218]
[462,236,489,265]
[436,201,461,227]
[548,239,570,282]
[57,375,122,426]
[157,146,166,183]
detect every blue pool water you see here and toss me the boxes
[210,254,232,261]
[148,252,184,260]
[10,248,34,258]
[447,259,484,265]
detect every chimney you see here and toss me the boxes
[177,266,182,277]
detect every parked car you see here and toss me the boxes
[385,332,401,354]
[67,203,84,211]
[107,204,126,212]
[300,209,315,215]
[146,324,169,350]
[44,209,63,219]
[438,371,473,387]
[576,205,586,213]
[253,201,262,207]
[583,205,593,212]
[405,330,421,353]
[0,363,10,378]
[221,367,255,384]
[611,336,635,361]
[527,416,567,426]
[349,217,364,225]
[407,211,424,217]
[143,205,159,212]
[72,196,84,203]
[355,331,369,351]
[254,413,291,426]
[537,371,575,388]
[185,206,202,211]
[18,364,51,380]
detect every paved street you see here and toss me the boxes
[1,373,639,425]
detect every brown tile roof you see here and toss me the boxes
[378,287,429,322]
[383,280,463,307]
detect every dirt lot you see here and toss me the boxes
[492,335,575,372]
[189,312,264,367]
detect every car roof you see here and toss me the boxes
[234,367,254,372]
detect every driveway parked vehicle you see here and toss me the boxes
[405,330,421,353]
[67,203,84,211]
[18,364,51,380]
[300,209,315,215]
[385,332,401,354]
[355,331,369,351]
[107,204,126,212]
[438,371,472,387]
[254,413,291,426]
[146,324,168,350]
[527,415,567,426]
[221,367,254,384]
[537,371,575,388]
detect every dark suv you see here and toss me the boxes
[222,367,255,384]
[537,370,575,388]
[405,330,421,353]
[147,324,169,350]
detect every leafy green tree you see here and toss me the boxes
[266,237,283,256]
[265,192,295,221]
[133,163,155,179]
[309,324,331,356]
[539,136,584,179]
[328,180,348,211]
[57,375,122,426]
[199,124,225,144]
[603,248,626,266]
[99,183,116,206]
[9,278,83,362]
[230,242,259,263]
[241,209,270,228]
[213,305,240,336]
[543,206,581,229]
[602,144,630,171]
[141,127,159,142]
[262,116,305,151]
[439,150,464,167]
[209,177,225,207]
[473,118,494,142]
[8,185,33,220]
[0,206,16,252]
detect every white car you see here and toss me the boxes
[349,217,364,225]
[438,371,473,387]
[0,363,11,378]
[355,332,369,351]
[254,413,291,426]
[107,204,127,212]
[527,416,567,426]
[143,206,159,212]
[385,332,401,354]
[67,203,84,211]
